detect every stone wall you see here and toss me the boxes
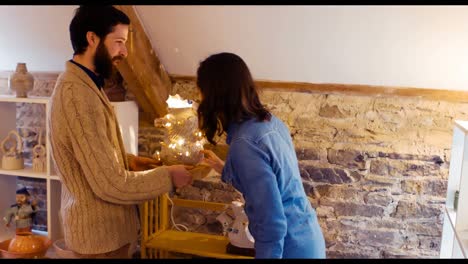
[138,79,468,258]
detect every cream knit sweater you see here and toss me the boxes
[49,61,173,254]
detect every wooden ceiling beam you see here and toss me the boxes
[115,5,172,121]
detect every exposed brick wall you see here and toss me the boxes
[137,79,468,258]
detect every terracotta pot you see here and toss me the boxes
[8,232,45,253]
[9,62,34,98]
[0,234,51,259]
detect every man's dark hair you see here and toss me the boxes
[69,5,130,55]
[196,52,271,145]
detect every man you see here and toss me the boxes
[3,187,37,234]
[49,6,192,258]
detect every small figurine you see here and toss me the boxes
[32,131,46,173]
[3,187,38,234]
[1,130,24,170]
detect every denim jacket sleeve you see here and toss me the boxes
[228,137,287,259]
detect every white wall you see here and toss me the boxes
[2,6,468,91]
[0,6,77,72]
[136,5,468,91]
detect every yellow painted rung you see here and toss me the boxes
[145,230,253,259]
[171,198,229,211]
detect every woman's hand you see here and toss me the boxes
[199,149,225,174]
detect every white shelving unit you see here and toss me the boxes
[440,120,468,258]
[0,95,139,248]
[0,95,62,243]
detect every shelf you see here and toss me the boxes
[50,175,61,181]
[0,166,47,179]
[0,95,49,104]
[446,207,457,230]
[454,229,468,258]
[455,120,468,133]
[145,230,253,259]
[0,228,15,243]
[446,206,468,258]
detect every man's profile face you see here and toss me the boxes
[93,23,129,79]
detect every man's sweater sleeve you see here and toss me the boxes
[59,83,173,205]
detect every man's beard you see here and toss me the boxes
[94,42,124,79]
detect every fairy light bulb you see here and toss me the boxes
[178,138,185,146]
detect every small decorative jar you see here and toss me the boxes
[9,63,34,98]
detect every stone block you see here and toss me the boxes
[316,206,335,219]
[378,152,444,164]
[296,147,320,160]
[341,229,402,248]
[401,179,447,197]
[417,235,441,252]
[324,186,367,202]
[302,181,320,199]
[304,165,357,184]
[391,200,443,219]
[319,104,349,119]
[364,191,394,207]
[370,159,445,178]
[326,243,381,258]
[407,220,442,237]
[320,198,385,217]
[381,249,429,259]
[327,149,370,170]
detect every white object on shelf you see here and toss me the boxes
[440,120,468,258]
[32,130,46,173]
[111,101,139,156]
[1,130,25,170]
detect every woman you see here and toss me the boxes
[196,52,326,259]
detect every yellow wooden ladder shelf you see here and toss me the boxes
[140,194,253,259]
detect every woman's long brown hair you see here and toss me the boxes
[196,52,271,145]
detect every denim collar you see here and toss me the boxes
[226,118,253,145]
[226,123,236,145]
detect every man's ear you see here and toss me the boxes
[86,31,99,48]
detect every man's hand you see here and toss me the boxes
[129,156,162,171]
[199,150,225,174]
[166,165,193,189]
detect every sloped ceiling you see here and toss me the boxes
[1,6,468,91]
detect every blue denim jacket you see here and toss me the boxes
[222,114,326,259]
